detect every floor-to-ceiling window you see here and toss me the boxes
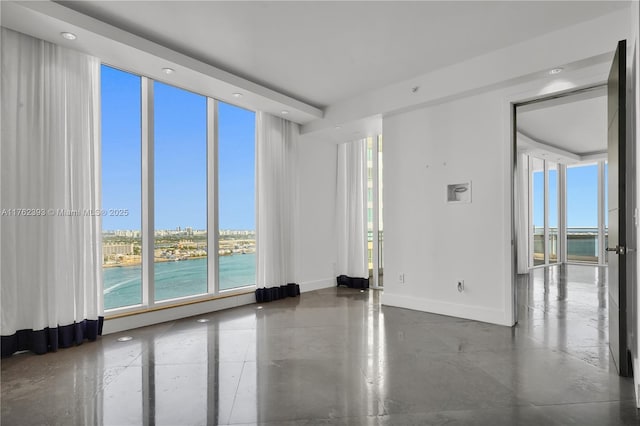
[567,163,599,263]
[101,65,256,312]
[530,157,560,267]
[218,102,256,291]
[101,66,143,310]
[527,156,606,269]
[548,162,559,263]
[531,157,545,266]
[154,82,208,301]
[366,135,383,287]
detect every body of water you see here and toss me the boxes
[103,253,256,310]
[533,227,605,259]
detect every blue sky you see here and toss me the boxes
[101,65,255,231]
[533,163,601,228]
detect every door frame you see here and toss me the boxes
[505,68,624,326]
[507,53,635,378]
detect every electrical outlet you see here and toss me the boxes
[399,273,405,284]
[457,280,464,292]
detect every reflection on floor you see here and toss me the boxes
[2,264,639,425]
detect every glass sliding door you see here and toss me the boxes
[154,82,208,301]
[566,163,598,263]
[531,157,545,266]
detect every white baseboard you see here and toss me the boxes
[381,292,510,326]
[299,278,335,292]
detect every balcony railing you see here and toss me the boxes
[533,227,605,264]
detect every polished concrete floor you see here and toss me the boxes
[2,264,639,425]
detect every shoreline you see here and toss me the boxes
[103,253,254,269]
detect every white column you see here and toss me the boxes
[207,98,219,294]
[141,77,154,306]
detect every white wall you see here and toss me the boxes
[379,5,633,330]
[382,90,512,325]
[381,60,628,326]
[294,134,338,291]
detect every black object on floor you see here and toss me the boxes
[255,283,300,303]
[336,275,369,289]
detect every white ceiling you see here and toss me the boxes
[517,87,607,164]
[54,0,628,109]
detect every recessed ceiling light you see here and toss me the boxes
[549,67,564,75]
[281,110,289,115]
[335,126,342,130]
[162,67,175,75]
[196,318,209,323]
[232,92,243,98]
[60,32,77,40]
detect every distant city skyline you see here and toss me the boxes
[102,227,254,235]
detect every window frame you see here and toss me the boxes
[102,64,257,315]
[528,155,608,269]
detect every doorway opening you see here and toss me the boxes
[515,85,608,272]
[513,85,617,371]
[512,40,635,378]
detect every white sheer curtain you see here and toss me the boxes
[255,112,298,287]
[515,152,530,274]
[1,28,103,356]
[336,139,368,279]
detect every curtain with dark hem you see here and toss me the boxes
[336,139,369,281]
[1,318,104,357]
[1,28,104,357]
[255,112,298,288]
